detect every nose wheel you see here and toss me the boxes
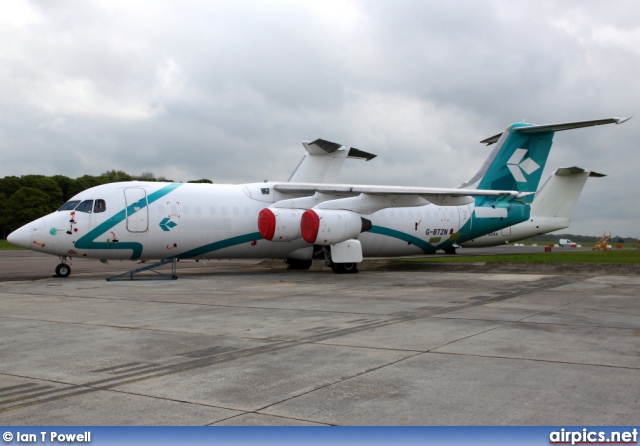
[55,263,71,277]
[55,257,71,278]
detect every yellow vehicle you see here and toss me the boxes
[593,232,611,251]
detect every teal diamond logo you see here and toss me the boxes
[159,218,178,232]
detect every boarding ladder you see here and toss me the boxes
[106,257,178,281]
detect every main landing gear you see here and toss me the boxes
[286,246,360,274]
[329,262,359,274]
[55,256,71,278]
[322,246,359,274]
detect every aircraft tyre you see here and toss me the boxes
[55,263,71,278]
[330,262,359,274]
[340,262,359,274]
[286,258,312,270]
[443,247,457,255]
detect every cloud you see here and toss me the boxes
[0,0,638,236]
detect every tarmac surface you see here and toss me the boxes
[0,248,638,425]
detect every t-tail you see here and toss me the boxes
[459,117,630,202]
[453,117,630,244]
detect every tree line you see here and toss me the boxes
[0,171,212,239]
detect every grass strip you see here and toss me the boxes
[400,249,640,265]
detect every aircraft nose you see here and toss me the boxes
[7,224,34,249]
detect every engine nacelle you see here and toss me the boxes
[301,209,371,245]
[258,208,304,242]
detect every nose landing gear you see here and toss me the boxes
[55,256,71,278]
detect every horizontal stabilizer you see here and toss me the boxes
[480,117,630,146]
[303,139,376,160]
[555,166,606,177]
[305,139,343,154]
[516,117,630,134]
[347,147,377,161]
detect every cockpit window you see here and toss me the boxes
[58,200,81,211]
[75,200,94,213]
[93,199,106,213]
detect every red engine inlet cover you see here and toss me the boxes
[258,208,276,240]
[300,209,320,243]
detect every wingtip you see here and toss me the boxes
[615,116,632,124]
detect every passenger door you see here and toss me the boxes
[124,187,148,232]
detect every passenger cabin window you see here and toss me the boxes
[58,200,80,211]
[75,200,94,213]
[93,199,106,213]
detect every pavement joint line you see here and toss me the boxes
[427,351,640,370]
[251,351,424,416]
[210,412,333,426]
[0,275,579,414]
[310,342,426,353]
[99,386,245,412]
[424,322,512,353]
[513,293,592,323]
[430,315,640,331]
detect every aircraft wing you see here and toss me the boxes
[272,182,532,214]
[275,182,528,197]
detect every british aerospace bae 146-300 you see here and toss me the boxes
[7,117,629,279]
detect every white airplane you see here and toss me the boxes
[460,166,604,247]
[7,117,629,278]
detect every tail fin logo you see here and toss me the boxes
[507,148,540,183]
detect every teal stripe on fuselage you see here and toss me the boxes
[74,183,183,260]
[369,225,435,253]
[178,232,263,259]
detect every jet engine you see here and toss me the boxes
[258,208,304,242]
[300,209,372,245]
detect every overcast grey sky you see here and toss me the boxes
[1,0,638,237]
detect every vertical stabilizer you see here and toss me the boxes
[458,117,628,202]
[288,139,376,183]
[532,167,604,218]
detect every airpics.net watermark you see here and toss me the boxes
[549,428,638,445]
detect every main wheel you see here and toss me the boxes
[443,247,457,254]
[330,262,359,274]
[340,263,359,274]
[55,263,71,278]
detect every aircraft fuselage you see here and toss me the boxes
[9,181,527,262]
